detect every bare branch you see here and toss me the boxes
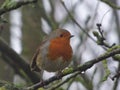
[101,0,120,9]
[0,37,40,83]
[60,0,96,43]
[111,71,120,80]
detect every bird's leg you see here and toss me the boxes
[55,70,63,79]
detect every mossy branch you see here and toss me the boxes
[0,0,38,16]
[0,80,23,90]
[27,47,120,90]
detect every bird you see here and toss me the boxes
[30,28,73,73]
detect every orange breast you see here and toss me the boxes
[48,38,72,61]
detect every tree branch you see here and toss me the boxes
[101,0,120,9]
[50,72,80,90]
[27,47,120,90]
[0,0,38,16]
[0,37,40,83]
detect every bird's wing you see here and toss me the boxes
[30,39,48,72]
[30,47,41,72]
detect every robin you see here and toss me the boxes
[30,29,73,73]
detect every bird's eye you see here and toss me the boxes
[60,34,63,37]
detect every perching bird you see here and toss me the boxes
[30,29,73,73]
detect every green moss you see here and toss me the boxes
[1,0,17,9]
[107,45,120,52]
[101,60,110,82]
[62,67,73,74]
[0,87,6,90]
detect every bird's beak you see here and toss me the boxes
[70,35,74,38]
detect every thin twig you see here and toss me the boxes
[111,71,120,81]
[60,0,96,42]
[96,23,105,40]
[96,23,115,48]
[112,63,120,90]
[111,63,120,81]
[50,72,80,90]
[101,0,120,9]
